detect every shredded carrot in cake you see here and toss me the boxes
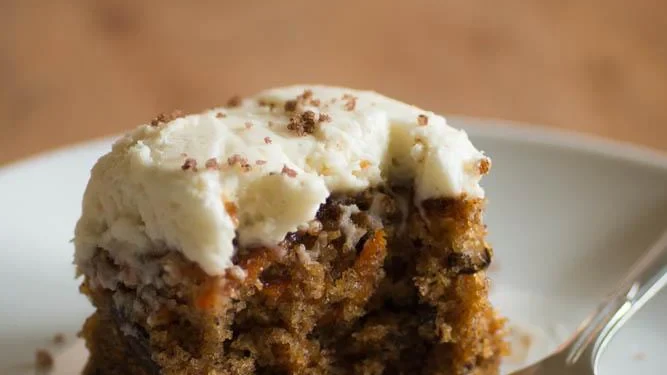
[355,230,386,271]
[195,277,222,310]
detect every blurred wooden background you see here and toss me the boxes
[1,0,666,165]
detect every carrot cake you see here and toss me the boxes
[74,85,507,374]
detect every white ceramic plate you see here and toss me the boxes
[0,119,665,375]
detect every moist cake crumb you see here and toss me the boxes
[78,189,506,375]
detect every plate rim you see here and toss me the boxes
[459,116,667,171]
[1,117,666,175]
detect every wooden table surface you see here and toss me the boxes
[1,0,666,165]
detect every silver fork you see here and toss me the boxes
[510,228,667,375]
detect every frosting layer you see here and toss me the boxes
[74,85,488,275]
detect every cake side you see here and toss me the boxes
[78,187,507,375]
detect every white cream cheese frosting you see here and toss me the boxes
[74,85,489,275]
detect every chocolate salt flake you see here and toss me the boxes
[150,109,184,126]
[205,158,220,170]
[35,349,54,370]
[318,113,332,123]
[285,89,323,113]
[258,100,277,111]
[281,165,298,178]
[227,154,251,172]
[342,94,357,111]
[344,98,357,111]
[417,114,429,126]
[181,158,198,171]
[284,99,299,112]
[245,122,254,129]
[264,136,272,144]
[227,154,247,166]
[287,110,318,136]
[216,112,227,118]
[226,95,242,108]
[256,159,267,165]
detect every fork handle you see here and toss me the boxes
[563,229,667,369]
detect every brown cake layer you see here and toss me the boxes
[78,187,507,375]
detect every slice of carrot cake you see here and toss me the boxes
[74,85,507,375]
